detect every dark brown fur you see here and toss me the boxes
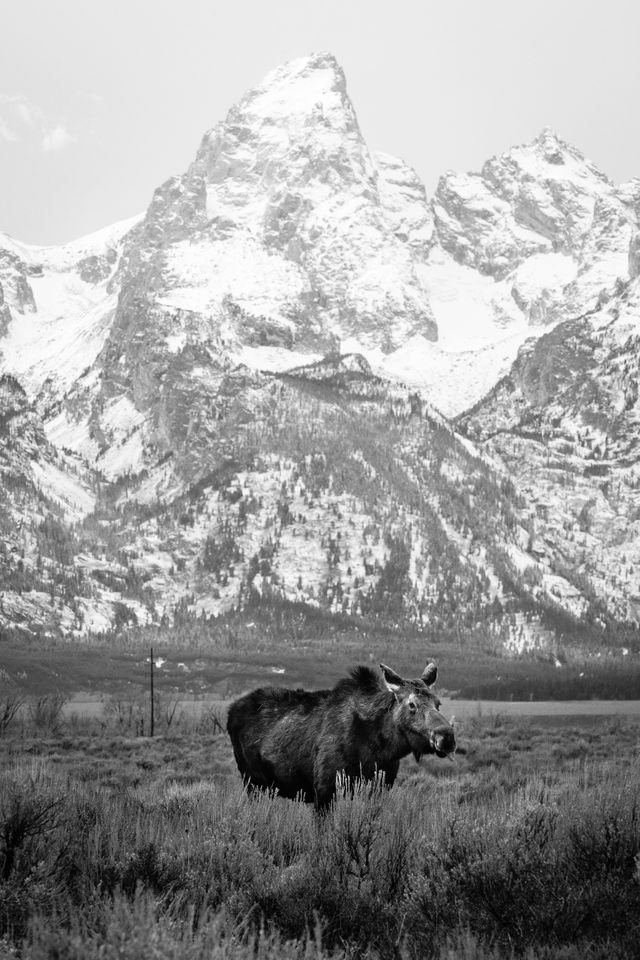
[226,661,455,808]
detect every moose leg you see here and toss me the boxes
[381,760,400,788]
[242,775,266,798]
[313,745,342,811]
[231,740,278,798]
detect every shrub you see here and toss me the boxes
[0,695,24,736]
[0,766,66,941]
[1,739,640,959]
[27,696,67,735]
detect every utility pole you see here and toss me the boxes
[149,646,155,737]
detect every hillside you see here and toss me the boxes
[458,275,640,628]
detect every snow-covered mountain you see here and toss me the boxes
[1,52,639,655]
[385,128,640,415]
[104,52,437,382]
[3,55,638,418]
[458,275,640,625]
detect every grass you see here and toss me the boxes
[2,618,640,704]
[0,704,639,958]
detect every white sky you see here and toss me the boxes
[1,0,639,245]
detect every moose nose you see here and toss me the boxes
[434,726,456,755]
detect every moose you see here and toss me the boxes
[226,660,456,808]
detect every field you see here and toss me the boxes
[1,698,639,959]
[3,598,640,704]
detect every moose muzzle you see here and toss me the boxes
[431,724,456,758]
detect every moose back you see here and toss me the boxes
[227,661,456,808]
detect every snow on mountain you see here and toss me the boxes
[509,252,579,325]
[158,234,307,323]
[379,332,530,418]
[0,214,142,270]
[0,215,141,396]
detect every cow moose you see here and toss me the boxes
[226,660,456,809]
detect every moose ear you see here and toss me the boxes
[380,663,405,693]
[421,662,438,686]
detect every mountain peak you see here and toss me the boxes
[507,127,610,185]
[532,127,568,164]
[191,50,363,190]
[236,51,349,123]
[262,51,345,84]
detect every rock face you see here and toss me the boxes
[629,232,640,280]
[434,130,614,278]
[0,249,37,317]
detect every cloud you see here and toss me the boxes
[0,95,29,142]
[42,123,76,152]
[0,116,19,142]
[14,98,40,127]
[0,94,76,153]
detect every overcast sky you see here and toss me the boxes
[1,0,639,245]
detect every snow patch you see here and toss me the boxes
[98,429,145,479]
[44,411,98,460]
[162,237,307,321]
[232,345,322,372]
[1,281,117,396]
[380,331,531,418]
[31,460,95,521]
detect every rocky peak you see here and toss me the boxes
[233,51,351,127]
[484,128,611,195]
[532,128,570,166]
[187,50,377,240]
[433,129,616,279]
[374,151,434,253]
[100,51,437,421]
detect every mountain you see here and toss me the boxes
[385,129,640,416]
[458,275,640,626]
[0,52,639,657]
[103,52,437,386]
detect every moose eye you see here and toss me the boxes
[408,700,417,713]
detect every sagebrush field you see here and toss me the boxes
[1,699,639,959]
